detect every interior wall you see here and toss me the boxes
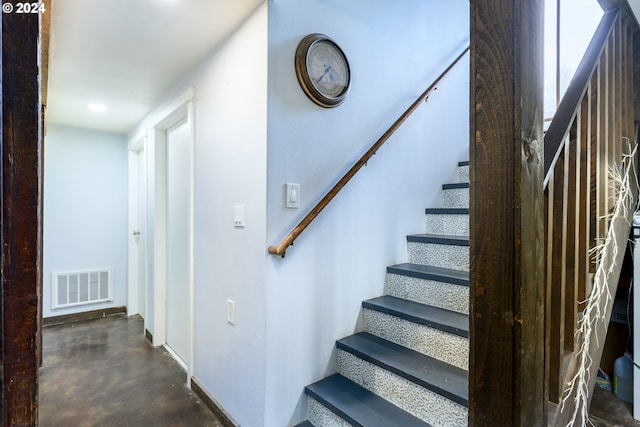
[265,1,470,425]
[43,124,128,318]
[127,1,468,425]
[129,4,268,427]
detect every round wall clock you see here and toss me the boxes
[295,34,351,108]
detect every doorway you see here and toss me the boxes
[165,118,191,367]
[127,133,147,322]
[149,91,195,378]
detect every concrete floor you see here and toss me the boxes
[39,314,639,426]
[590,385,640,426]
[39,315,223,427]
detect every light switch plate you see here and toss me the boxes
[227,299,235,325]
[233,205,245,227]
[285,183,300,209]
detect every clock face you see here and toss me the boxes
[306,41,349,99]
[295,34,350,108]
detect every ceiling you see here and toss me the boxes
[629,0,640,21]
[46,0,263,135]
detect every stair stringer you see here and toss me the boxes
[298,161,471,427]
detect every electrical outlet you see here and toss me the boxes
[227,299,235,325]
[233,205,245,227]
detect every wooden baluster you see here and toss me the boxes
[578,92,591,311]
[544,181,552,402]
[611,17,620,169]
[590,69,600,276]
[615,17,623,157]
[547,147,567,404]
[597,50,609,245]
[565,121,579,353]
[622,19,635,143]
[623,20,634,146]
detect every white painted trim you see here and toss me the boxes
[163,343,189,373]
[153,87,194,130]
[150,87,195,383]
[152,126,168,348]
[127,131,147,319]
[141,135,150,334]
[187,98,195,386]
[127,128,147,152]
[127,151,139,316]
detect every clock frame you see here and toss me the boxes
[295,34,351,108]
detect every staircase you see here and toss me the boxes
[297,161,471,427]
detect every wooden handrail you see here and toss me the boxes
[544,10,617,182]
[268,46,470,257]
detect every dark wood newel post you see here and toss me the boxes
[2,4,42,425]
[469,0,545,425]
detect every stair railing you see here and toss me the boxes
[268,46,469,257]
[543,9,638,424]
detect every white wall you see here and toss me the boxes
[265,1,470,425]
[43,124,128,318]
[130,4,268,427]
[129,1,468,425]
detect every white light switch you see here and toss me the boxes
[233,205,245,227]
[227,299,235,325]
[285,183,300,209]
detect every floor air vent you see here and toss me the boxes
[52,269,113,309]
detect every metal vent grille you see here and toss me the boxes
[52,269,113,309]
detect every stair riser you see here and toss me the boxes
[364,309,468,370]
[337,350,468,426]
[425,214,469,236]
[386,273,469,314]
[307,397,352,427]
[457,165,469,183]
[442,188,469,208]
[408,242,469,271]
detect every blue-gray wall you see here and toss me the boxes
[43,124,128,318]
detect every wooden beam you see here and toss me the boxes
[38,0,51,370]
[40,0,51,110]
[2,3,42,425]
[469,0,545,425]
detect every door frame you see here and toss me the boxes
[150,88,195,381]
[127,130,147,321]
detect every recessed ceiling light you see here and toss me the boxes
[88,103,107,112]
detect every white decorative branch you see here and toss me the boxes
[562,139,638,427]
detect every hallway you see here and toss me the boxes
[37,311,640,427]
[39,315,223,426]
